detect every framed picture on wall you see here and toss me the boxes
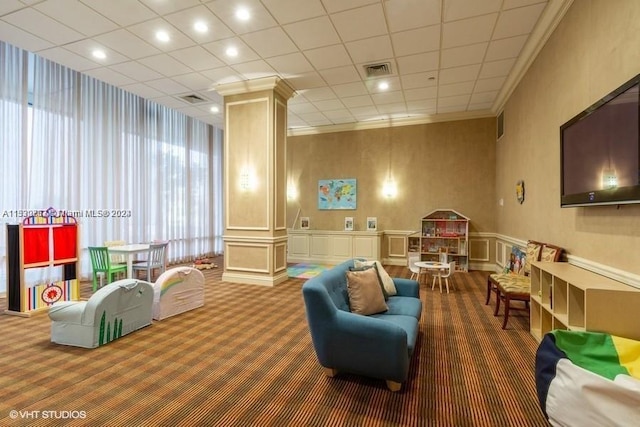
[318,178,357,210]
[300,217,310,230]
[366,217,377,231]
[344,217,354,231]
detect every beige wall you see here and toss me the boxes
[287,118,496,235]
[497,0,640,274]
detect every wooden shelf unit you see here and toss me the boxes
[419,209,469,272]
[530,261,640,342]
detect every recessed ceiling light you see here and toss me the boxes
[378,81,389,91]
[92,49,106,60]
[210,106,219,113]
[236,8,250,21]
[155,30,170,42]
[226,46,238,57]
[194,21,208,33]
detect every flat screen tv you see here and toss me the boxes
[560,73,640,207]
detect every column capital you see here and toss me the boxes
[216,76,296,100]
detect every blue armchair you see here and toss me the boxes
[302,259,422,391]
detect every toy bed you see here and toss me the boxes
[535,330,640,426]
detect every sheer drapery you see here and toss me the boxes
[0,41,224,292]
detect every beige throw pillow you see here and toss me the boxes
[346,268,388,315]
[354,260,397,296]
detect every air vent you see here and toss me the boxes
[178,93,208,104]
[364,62,392,78]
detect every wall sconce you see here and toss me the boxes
[382,179,397,198]
[602,168,618,189]
[287,184,298,201]
[239,167,256,191]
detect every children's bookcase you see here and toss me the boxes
[5,208,80,317]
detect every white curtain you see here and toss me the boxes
[0,41,224,292]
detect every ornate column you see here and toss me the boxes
[217,77,295,286]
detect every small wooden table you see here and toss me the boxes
[108,244,149,278]
[415,261,447,288]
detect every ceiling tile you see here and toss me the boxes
[396,51,439,75]
[260,0,325,24]
[376,103,407,114]
[2,8,83,45]
[333,81,369,97]
[266,52,314,75]
[330,4,387,42]
[438,81,475,97]
[323,109,353,119]
[384,0,441,32]
[201,66,244,86]
[390,25,440,57]
[80,0,156,26]
[37,46,99,71]
[302,87,336,102]
[406,99,437,111]
[231,59,277,80]
[437,94,470,108]
[164,5,235,44]
[205,0,278,35]
[441,43,488,69]
[442,0,502,22]
[470,91,498,104]
[83,67,135,86]
[371,90,404,105]
[138,54,193,77]
[474,76,506,92]
[304,44,352,70]
[138,0,201,15]
[0,21,53,52]
[485,35,528,61]
[404,87,437,101]
[0,1,23,15]
[345,35,393,65]
[321,0,378,14]
[34,0,119,37]
[504,0,548,10]
[341,95,374,108]
[400,72,438,89]
[442,13,498,49]
[169,46,224,71]
[318,65,361,85]
[493,3,547,39]
[288,102,319,115]
[93,29,161,60]
[283,16,341,50]
[241,27,297,58]
[127,18,197,52]
[202,37,260,65]
[313,98,346,111]
[144,78,191,95]
[63,39,129,66]
[110,61,164,82]
[479,58,516,78]
[468,101,493,111]
[438,64,481,84]
[172,72,215,91]
[121,82,165,99]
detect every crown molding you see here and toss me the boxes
[491,0,574,115]
[287,109,494,137]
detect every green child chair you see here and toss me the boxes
[88,246,127,292]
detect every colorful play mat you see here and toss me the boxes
[287,263,334,279]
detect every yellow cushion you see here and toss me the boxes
[541,246,559,262]
[525,242,542,274]
[490,273,531,294]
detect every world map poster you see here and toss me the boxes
[318,179,357,210]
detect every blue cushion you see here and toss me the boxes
[385,296,422,319]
